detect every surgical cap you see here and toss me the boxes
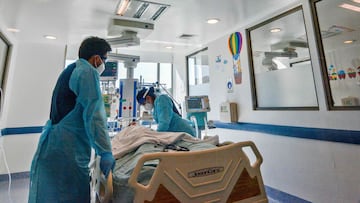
[136,87,155,104]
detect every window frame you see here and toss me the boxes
[310,0,360,110]
[246,6,319,110]
[0,32,11,115]
[186,47,209,96]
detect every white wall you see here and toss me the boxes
[208,128,360,203]
[0,40,65,174]
[6,42,65,127]
[199,1,360,131]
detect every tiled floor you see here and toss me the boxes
[0,177,29,203]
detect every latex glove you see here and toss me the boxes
[100,152,115,178]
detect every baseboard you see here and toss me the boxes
[265,185,311,203]
[0,171,30,181]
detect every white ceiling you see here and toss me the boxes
[0,0,300,57]
[0,0,358,59]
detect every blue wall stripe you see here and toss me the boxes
[1,122,360,145]
[1,126,43,135]
[265,186,312,203]
[213,121,360,145]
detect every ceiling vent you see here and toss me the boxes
[178,34,197,39]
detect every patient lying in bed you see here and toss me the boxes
[110,125,219,202]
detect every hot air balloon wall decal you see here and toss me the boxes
[228,32,243,84]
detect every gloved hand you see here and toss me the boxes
[99,152,115,178]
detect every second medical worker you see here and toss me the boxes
[136,87,196,137]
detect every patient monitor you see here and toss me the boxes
[185,95,210,113]
[185,96,210,138]
[100,61,118,81]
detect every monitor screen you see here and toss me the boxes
[185,96,210,113]
[100,61,118,80]
[187,98,203,110]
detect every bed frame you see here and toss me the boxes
[91,141,268,203]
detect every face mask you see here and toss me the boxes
[144,103,153,110]
[96,62,105,75]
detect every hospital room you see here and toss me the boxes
[0,0,359,202]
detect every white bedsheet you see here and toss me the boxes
[112,125,194,159]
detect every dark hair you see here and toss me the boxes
[78,36,111,60]
[136,87,155,104]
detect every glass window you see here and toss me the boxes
[159,63,172,93]
[134,62,157,84]
[116,62,172,91]
[246,6,318,110]
[311,0,360,110]
[0,34,10,89]
[187,48,210,96]
[0,33,10,116]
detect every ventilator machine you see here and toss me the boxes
[99,53,141,134]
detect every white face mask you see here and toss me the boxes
[144,103,153,110]
[96,63,105,75]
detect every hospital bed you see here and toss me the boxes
[90,127,268,203]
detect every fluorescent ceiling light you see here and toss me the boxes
[270,28,281,33]
[165,46,173,49]
[344,40,355,44]
[206,18,220,24]
[133,2,149,18]
[117,0,131,16]
[339,3,360,12]
[44,35,57,40]
[151,6,167,20]
[7,28,20,33]
[115,0,169,21]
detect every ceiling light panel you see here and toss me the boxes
[117,0,170,21]
[339,3,360,12]
[207,18,220,24]
[270,28,281,33]
[7,28,20,32]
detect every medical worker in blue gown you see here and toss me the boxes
[28,37,115,203]
[136,87,196,137]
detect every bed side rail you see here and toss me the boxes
[129,141,268,203]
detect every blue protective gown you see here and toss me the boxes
[28,59,112,203]
[153,94,195,137]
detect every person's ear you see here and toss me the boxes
[89,55,101,67]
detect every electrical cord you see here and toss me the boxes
[0,136,13,203]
